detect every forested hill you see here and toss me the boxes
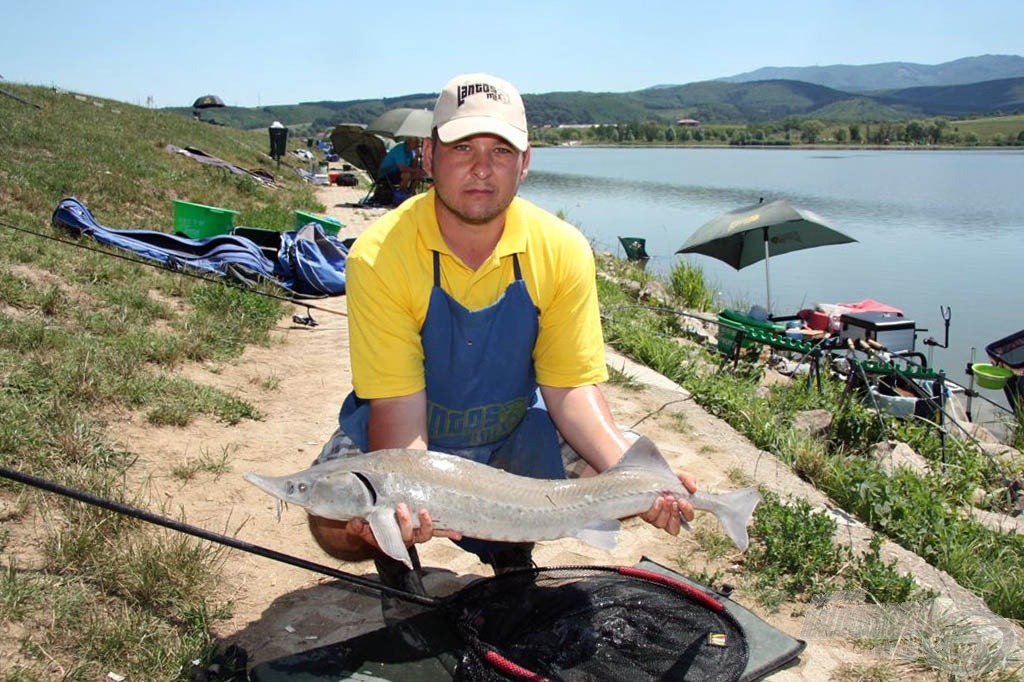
[166,55,1024,132]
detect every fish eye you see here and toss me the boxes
[298,482,307,493]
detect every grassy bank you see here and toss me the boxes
[596,256,1024,628]
[0,85,327,680]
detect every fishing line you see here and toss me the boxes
[0,465,437,607]
[0,217,346,319]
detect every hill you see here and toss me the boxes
[155,55,1024,133]
[719,54,1024,92]
[878,76,1024,116]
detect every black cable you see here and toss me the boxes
[0,465,438,607]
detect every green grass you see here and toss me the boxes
[952,115,1024,144]
[0,84,327,678]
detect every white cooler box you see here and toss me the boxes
[839,311,916,352]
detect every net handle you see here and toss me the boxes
[616,566,726,613]
[483,650,552,682]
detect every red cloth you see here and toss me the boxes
[834,298,904,316]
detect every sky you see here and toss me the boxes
[2,0,1021,109]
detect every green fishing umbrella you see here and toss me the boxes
[677,198,856,315]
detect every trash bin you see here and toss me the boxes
[268,121,288,162]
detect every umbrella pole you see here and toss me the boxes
[763,227,772,316]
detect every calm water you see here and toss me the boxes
[520,147,1024,398]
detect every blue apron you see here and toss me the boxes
[339,249,564,477]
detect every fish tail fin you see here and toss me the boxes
[710,487,761,551]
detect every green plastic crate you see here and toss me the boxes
[295,210,343,236]
[173,200,238,239]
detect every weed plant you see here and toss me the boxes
[748,492,920,608]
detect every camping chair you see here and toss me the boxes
[618,236,650,267]
[329,125,396,207]
[355,144,398,207]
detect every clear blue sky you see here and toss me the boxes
[3,0,1020,108]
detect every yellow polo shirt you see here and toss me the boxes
[346,189,608,399]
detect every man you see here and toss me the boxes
[376,136,425,194]
[308,72,696,594]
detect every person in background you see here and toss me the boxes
[308,72,697,597]
[377,136,426,193]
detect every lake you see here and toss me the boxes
[520,147,1024,414]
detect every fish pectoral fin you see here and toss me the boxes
[366,509,413,569]
[574,519,620,551]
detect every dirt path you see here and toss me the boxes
[106,185,1020,679]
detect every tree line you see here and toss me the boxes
[531,116,1024,147]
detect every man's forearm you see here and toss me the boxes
[541,383,629,473]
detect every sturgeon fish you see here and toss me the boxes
[245,436,761,568]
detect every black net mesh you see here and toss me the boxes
[445,566,748,682]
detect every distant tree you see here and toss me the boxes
[800,120,825,144]
[665,126,676,142]
[834,127,847,143]
[848,124,861,143]
[905,121,926,144]
[926,120,947,144]
[640,121,661,142]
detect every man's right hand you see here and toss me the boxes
[308,504,461,562]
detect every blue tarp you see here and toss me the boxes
[51,197,348,297]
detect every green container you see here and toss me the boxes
[173,200,239,239]
[295,210,343,236]
[972,363,1013,390]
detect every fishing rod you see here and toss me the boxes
[0,465,438,607]
[0,217,346,322]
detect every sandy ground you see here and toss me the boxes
[27,183,1021,679]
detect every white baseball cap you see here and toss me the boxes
[432,73,528,151]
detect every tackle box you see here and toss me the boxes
[839,311,916,353]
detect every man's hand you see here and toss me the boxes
[345,503,463,551]
[641,471,697,535]
[308,504,462,562]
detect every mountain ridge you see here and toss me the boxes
[170,55,1024,131]
[716,54,1024,92]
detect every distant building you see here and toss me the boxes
[676,118,700,127]
[556,123,602,129]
